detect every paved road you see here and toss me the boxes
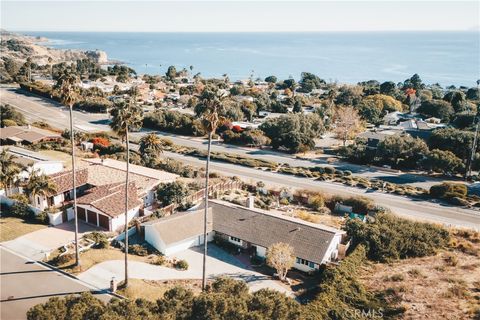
[2,86,479,229]
[0,86,449,189]
[0,247,112,320]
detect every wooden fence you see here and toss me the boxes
[158,180,243,216]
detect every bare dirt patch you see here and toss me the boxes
[359,232,480,320]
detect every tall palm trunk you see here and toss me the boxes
[70,105,80,267]
[202,131,212,291]
[124,128,130,287]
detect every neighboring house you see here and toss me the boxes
[358,129,403,149]
[33,168,89,211]
[382,111,405,125]
[34,158,179,229]
[83,158,178,208]
[77,182,142,231]
[0,146,64,180]
[0,125,62,145]
[144,199,347,272]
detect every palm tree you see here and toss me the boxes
[198,87,226,291]
[110,98,143,288]
[0,149,22,196]
[55,73,80,267]
[24,170,57,208]
[139,132,164,166]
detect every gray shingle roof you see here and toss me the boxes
[210,201,343,264]
[145,208,213,245]
[145,200,345,264]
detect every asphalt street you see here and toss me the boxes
[0,247,112,320]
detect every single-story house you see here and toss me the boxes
[144,199,347,272]
[0,125,62,145]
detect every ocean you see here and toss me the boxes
[23,31,479,87]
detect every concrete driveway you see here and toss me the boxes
[2,221,98,260]
[78,244,292,296]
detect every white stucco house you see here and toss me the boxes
[35,158,179,230]
[144,199,347,272]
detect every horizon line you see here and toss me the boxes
[9,29,480,33]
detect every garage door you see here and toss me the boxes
[77,207,86,221]
[87,210,97,226]
[98,214,110,230]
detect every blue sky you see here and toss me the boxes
[2,1,479,32]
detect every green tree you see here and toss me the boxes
[423,149,464,174]
[380,81,396,95]
[0,148,23,196]
[264,75,277,83]
[428,128,475,163]
[156,181,189,206]
[0,104,26,127]
[417,99,454,121]
[24,170,57,208]
[55,73,81,267]
[260,113,324,153]
[166,65,177,80]
[377,134,428,168]
[292,100,303,113]
[109,97,143,288]
[139,132,164,165]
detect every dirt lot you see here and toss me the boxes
[359,231,480,320]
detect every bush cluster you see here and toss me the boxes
[344,213,450,262]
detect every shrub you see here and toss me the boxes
[390,274,405,282]
[151,255,166,266]
[50,253,75,266]
[128,244,148,256]
[175,259,189,270]
[9,202,35,219]
[307,194,325,210]
[36,211,50,225]
[84,231,110,248]
[324,166,336,174]
[444,253,459,266]
[430,182,468,199]
[344,212,450,262]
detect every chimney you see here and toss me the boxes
[246,194,255,209]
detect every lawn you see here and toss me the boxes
[117,279,202,301]
[0,216,47,242]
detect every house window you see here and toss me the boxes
[309,262,315,268]
[229,236,241,243]
[37,197,40,205]
[296,258,310,266]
